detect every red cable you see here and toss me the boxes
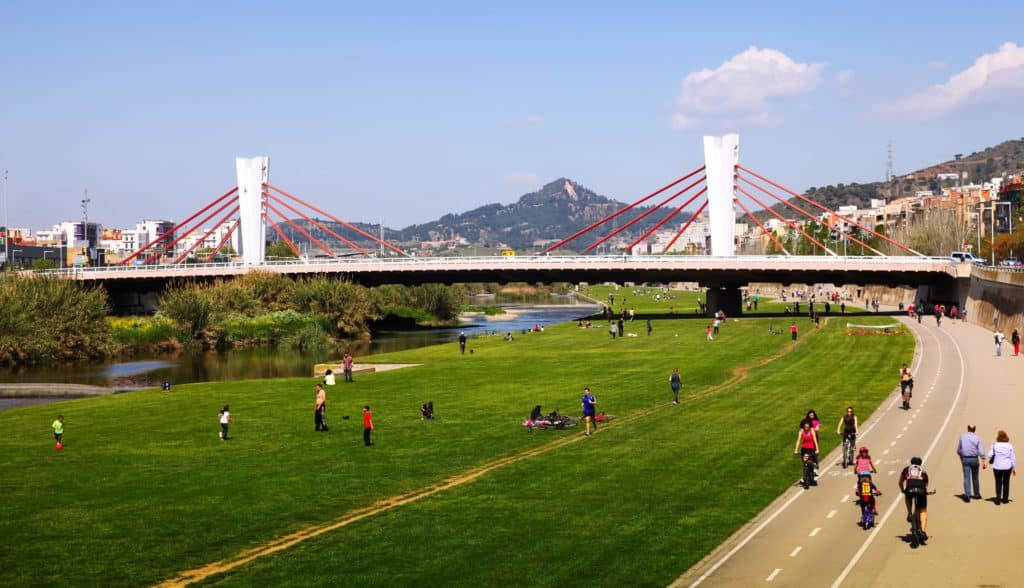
[737,165,919,255]
[735,184,834,254]
[264,183,406,256]
[143,197,238,265]
[265,192,370,255]
[663,200,708,253]
[263,212,301,257]
[206,219,240,262]
[544,166,706,253]
[737,177,872,256]
[120,187,238,265]
[264,200,343,257]
[584,175,706,253]
[733,193,789,254]
[627,187,708,251]
[171,205,240,264]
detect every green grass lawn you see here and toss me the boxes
[0,308,910,587]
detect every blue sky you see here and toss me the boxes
[2,1,1023,231]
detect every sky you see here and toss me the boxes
[2,1,1023,232]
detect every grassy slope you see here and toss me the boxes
[0,291,909,587]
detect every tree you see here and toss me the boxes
[266,241,298,258]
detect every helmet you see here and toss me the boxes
[910,456,923,465]
[859,446,869,453]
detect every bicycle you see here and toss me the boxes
[906,489,935,547]
[842,434,856,468]
[860,500,874,529]
[798,452,816,489]
[900,381,913,410]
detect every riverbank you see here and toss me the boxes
[0,383,112,398]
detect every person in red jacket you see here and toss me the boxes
[362,405,374,446]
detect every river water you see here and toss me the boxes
[0,298,599,391]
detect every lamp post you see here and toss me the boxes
[2,170,8,269]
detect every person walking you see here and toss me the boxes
[458,331,467,355]
[646,319,653,336]
[995,328,1005,357]
[314,384,328,432]
[218,405,231,441]
[609,322,618,339]
[706,324,713,342]
[1013,329,1021,356]
[669,368,682,405]
[581,387,597,436]
[985,430,1016,505]
[343,352,354,382]
[362,405,374,446]
[957,424,986,502]
[790,322,798,341]
[51,415,64,447]
[617,317,625,338]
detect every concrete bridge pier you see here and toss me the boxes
[705,284,744,317]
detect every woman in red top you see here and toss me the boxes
[794,421,819,473]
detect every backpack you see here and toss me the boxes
[905,464,926,490]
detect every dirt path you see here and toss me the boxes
[155,329,810,587]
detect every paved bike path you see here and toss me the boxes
[675,315,1024,588]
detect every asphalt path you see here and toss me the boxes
[675,313,1023,588]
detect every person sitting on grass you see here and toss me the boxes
[420,402,435,420]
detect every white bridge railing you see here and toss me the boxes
[35,254,958,280]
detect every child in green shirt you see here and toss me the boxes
[52,415,64,444]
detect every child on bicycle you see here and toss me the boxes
[855,446,878,476]
[855,473,882,516]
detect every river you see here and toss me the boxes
[0,298,599,392]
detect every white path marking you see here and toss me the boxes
[832,325,965,588]
[684,324,927,588]
[789,546,802,557]
[766,568,781,582]
[896,434,903,439]
[809,527,821,537]
[882,449,889,455]
[826,510,837,519]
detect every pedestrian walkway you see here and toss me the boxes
[675,313,1024,587]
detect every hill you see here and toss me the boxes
[273,138,1024,254]
[793,138,1024,214]
[274,178,682,254]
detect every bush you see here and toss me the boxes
[0,274,116,365]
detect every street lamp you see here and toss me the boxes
[2,171,8,269]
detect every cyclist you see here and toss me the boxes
[899,364,914,410]
[794,422,819,484]
[855,472,882,518]
[837,406,858,466]
[899,456,929,541]
[855,446,878,476]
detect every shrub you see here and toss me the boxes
[0,274,116,365]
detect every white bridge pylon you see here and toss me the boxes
[235,156,269,265]
[703,134,739,257]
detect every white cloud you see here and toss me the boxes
[835,69,854,85]
[503,114,545,127]
[671,46,825,129]
[502,171,538,185]
[876,42,1024,119]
